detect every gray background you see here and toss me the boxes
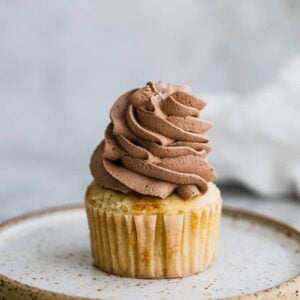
[1,0,300,225]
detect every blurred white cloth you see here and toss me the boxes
[205,56,300,198]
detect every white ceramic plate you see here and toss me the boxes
[0,205,299,300]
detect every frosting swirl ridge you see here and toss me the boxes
[90,81,216,199]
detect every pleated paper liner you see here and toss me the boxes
[85,197,222,278]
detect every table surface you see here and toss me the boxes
[1,185,300,231]
[223,190,300,231]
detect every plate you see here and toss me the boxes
[0,204,299,300]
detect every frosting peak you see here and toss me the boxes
[90,81,216,199]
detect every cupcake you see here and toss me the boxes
[85,81,222,278]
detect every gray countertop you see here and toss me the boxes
[223,189,300,230]
[1,157,299,228]
[1,180,299,231]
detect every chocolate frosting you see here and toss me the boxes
[90,81,216,199]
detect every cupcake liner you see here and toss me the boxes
[85,198,221,278]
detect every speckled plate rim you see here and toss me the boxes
[0,204,299,300]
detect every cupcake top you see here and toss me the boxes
[90,81,216,199]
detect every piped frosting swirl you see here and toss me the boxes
[90,81,216,199]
